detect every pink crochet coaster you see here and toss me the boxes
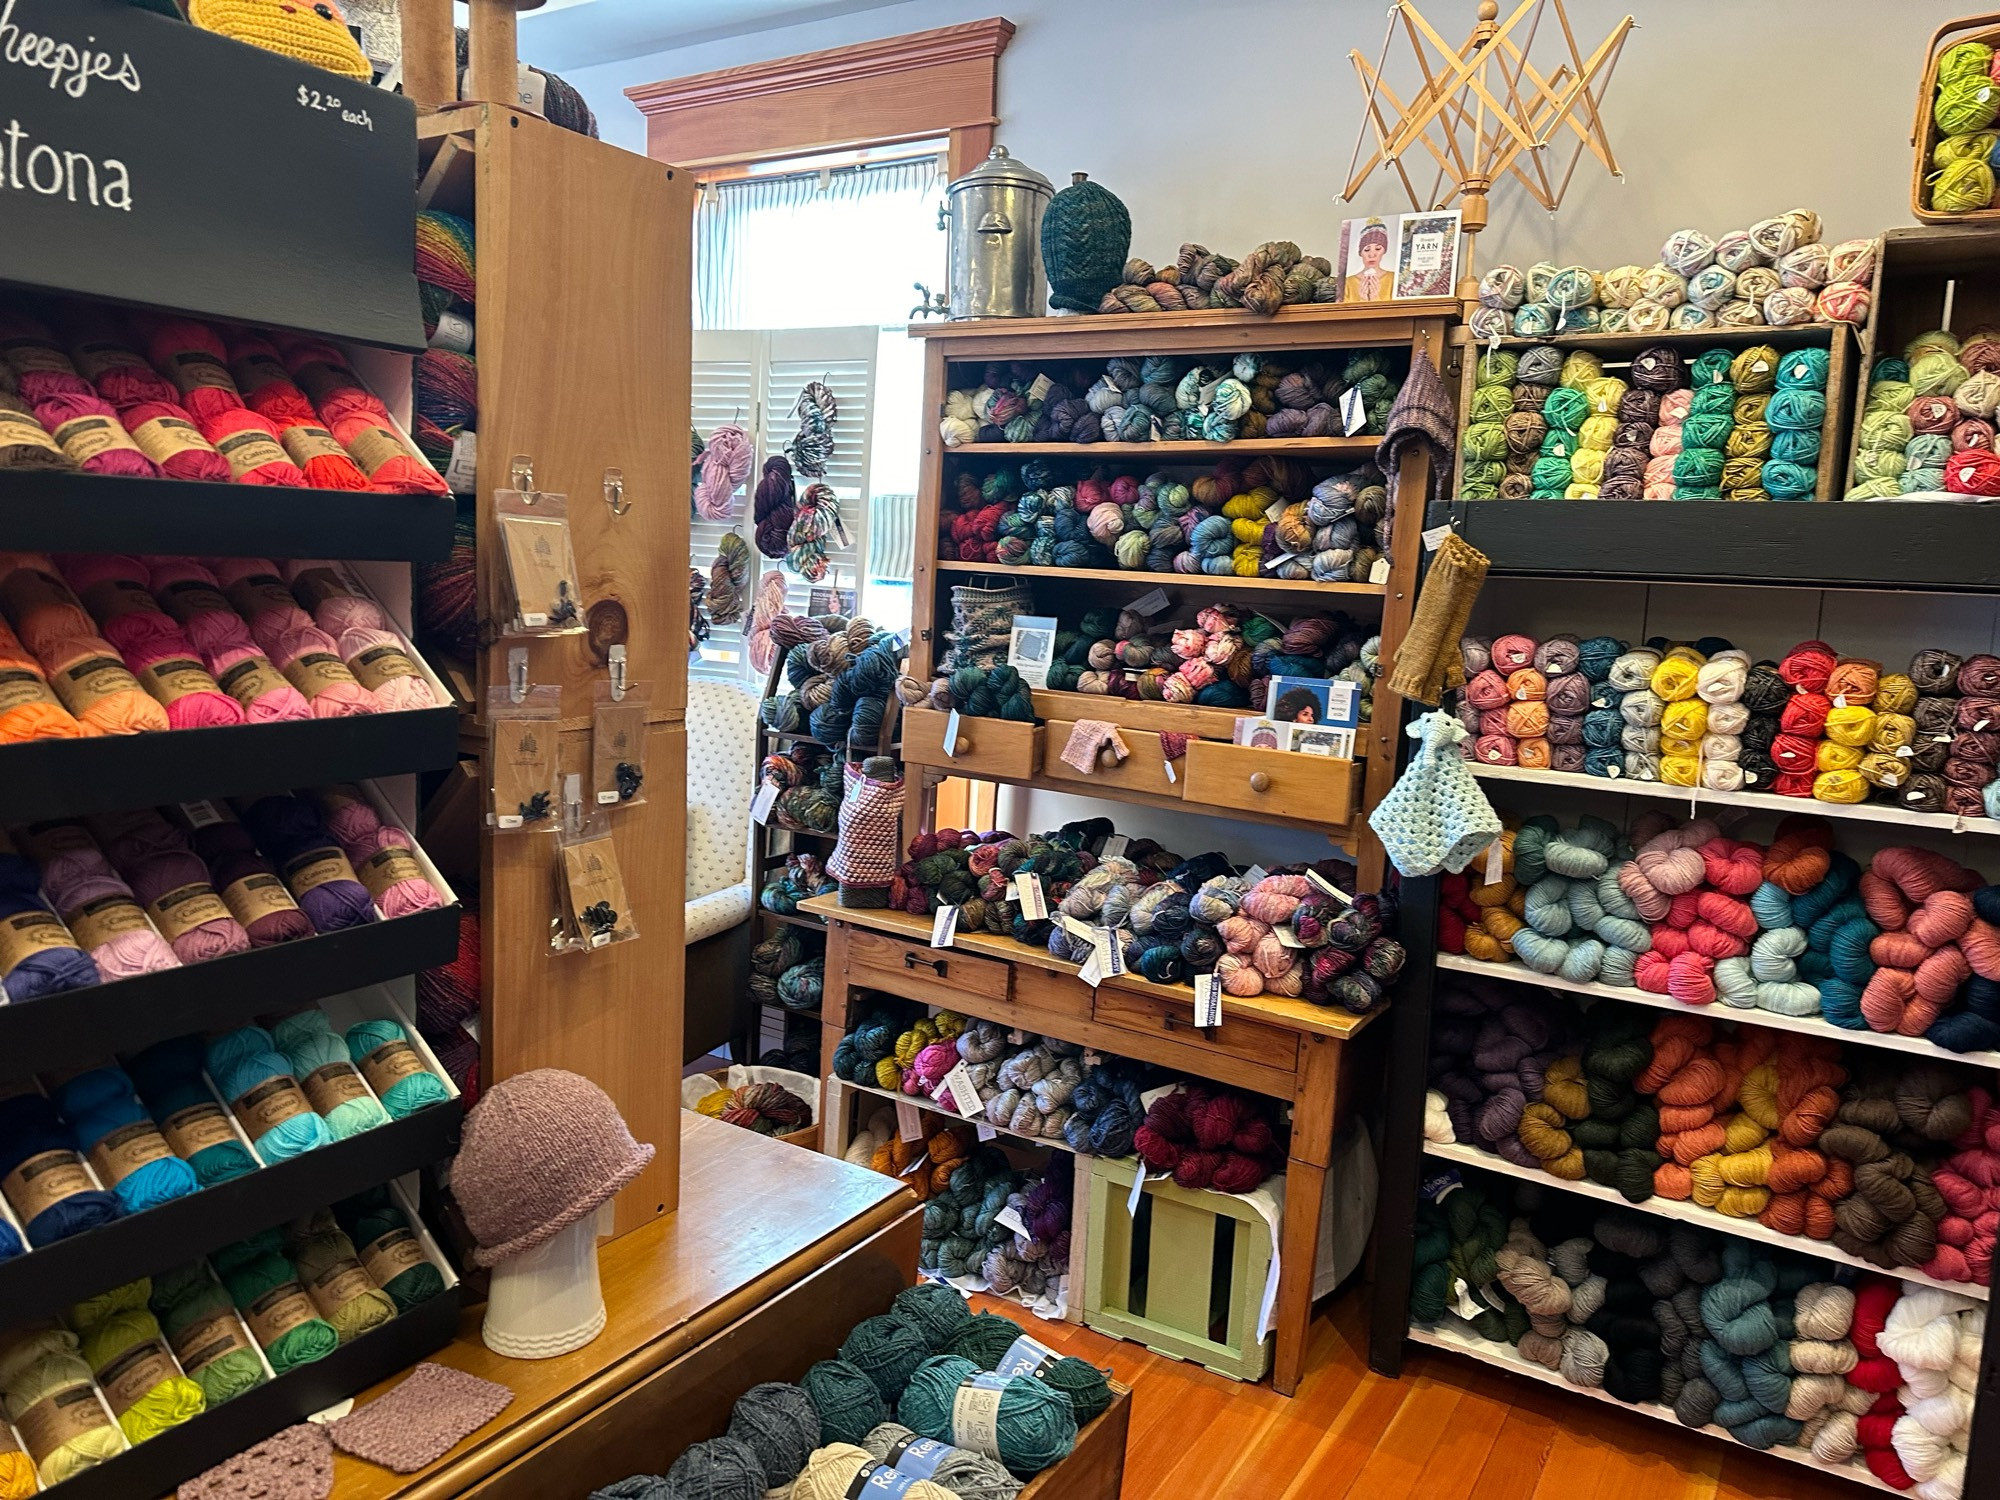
[328,1362,515,1474]
[178,1423,332,1500]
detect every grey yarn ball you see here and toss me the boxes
[859,1422,1022,1500]
[727,1383,820,1489]
[664,1436,765,1500]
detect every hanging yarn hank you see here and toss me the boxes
[785,380,838,478]
[695,423,752,522]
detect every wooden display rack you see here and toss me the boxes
[907,301,1456,887]
[415,105,692,1234]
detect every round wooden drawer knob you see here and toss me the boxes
[1249,771,1271,793]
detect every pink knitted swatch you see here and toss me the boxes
[178,1423,331,1500]
[1060,719,1128,774]
[328,1363,514,1473]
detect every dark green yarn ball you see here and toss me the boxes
[839,1313,933,1402]
[892,1281,974,1351]
[943,1309,1025,1367]
[802,1358,886,1446]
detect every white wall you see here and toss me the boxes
[554,0,1967,272]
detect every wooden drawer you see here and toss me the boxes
[900,707,1040,779]
[1091,984,1300,1077]
[1040,721,1185,798]
[846,924,1013,1007]
[1181,740,1358,825]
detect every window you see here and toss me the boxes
[688,153,944,684]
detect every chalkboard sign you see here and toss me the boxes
[0,0,424,351]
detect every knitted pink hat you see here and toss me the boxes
[452,1068,654,1266]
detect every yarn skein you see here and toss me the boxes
[71,1293,206,1444]
[211,1230,339,1372]
[0,1325,127,1485]
[332,1187,447,1312]
[51,1065,199,1214]
[0,1092,124,1246]
[896,1355,1077,1478]
[280,1208,398,1343]
[205,1027,334,1164]
[149,1263,267,1407]
[271,1010,391,1140]
[125,1036,258,1186]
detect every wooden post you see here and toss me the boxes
[465,0,519,108]
[399,0,456,112]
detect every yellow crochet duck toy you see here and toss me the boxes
[188,0,373,82]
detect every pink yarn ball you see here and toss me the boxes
[121,636,246,728]
[268,622,374,719]
[207,643,311,722]
[118,848,250,963]
[335,626,438,711]
[42,859,180,977]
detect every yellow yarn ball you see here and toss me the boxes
[1824,705,1880,748]
[0,1328,126,1486]
[793,1444,959,1500]
[1568,448,1606,485]
[1933,156,1998,213]
[1597,265,1647,308]
[1661,699,1708,741]
[1816,740,1864,772]
[1562,482,1600,500]
[0,1448,30,1500]
[695,1087,732,1118]
[1650,649,1705,703]
[1558,351,1603,390]
[1582,377,1628,417]
[1814,769,1870,804]
[1578,414,1619,451]
[75,1308,205,1444]
[1660,754,1700,787]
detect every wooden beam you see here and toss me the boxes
[626,18,1014,171]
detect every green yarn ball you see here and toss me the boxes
[1672,448,1726,488]
[1041,174,1131,313]
[943,1310,1023,1368]
[802,1358,886,1446]
[948,1315,1113,1428]
[1540,386,1588,431]
[839,1314,932,1402]
[150,1265,267,1407]
[212,1231,338,1373]
[333,1187,446,1313]
[892,1283,974,1352]
[1530,454,1575,493]
[896,1355,1077,1479]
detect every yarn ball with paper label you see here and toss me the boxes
[346,1019,452,1119]
[212,1229,340,1372]
[0,1091,124,1246]
[860,1423,1022,1500]
[150,1262,268,1407]
[1370,710,1503,877]
[0,1326,127,1487]
[897,1355,1077,1478]
[205,1026,334,1163]
[334,1186,446,1312]
[955,1319,1110,1427]
[271,1009,390,1141]
[452,1067,655,1266]
[126,1035,258,1187]
[74,1298,207,1443]
[52,1063,198,1213]
[282,1208,397,1344]
[188,0,372,78]
[792,1443,959,1500]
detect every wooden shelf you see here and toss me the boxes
[1424,1140,1987,1300]
[1450,321,1851,355]
[1427,498,2000,592]
[1408,1322,1897,1493]
[1434,953,2000,1068]
[760,908,828,932]
[1468,762,1995,836]
[914,299,1462,343]
[932,559,1386,598]
[942,437,1381,458]
[801,894,1382,1043]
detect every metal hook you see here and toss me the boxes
[608,645,628,702]
[507,646,529,703]
[561,773,584,839]
[603,467,629,517]
[509,454,535,497]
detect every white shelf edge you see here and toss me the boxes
[1433,954,2000,1069]
[1467,762,1997,837]
[1421,1141,1988,1302]
[1406,1322,1899,1493]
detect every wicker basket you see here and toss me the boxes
[1911,11,2000,224]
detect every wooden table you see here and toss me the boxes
[802,895,1383,1396]
[332,1113,918,1499]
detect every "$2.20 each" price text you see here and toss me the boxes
[297,85,373,131]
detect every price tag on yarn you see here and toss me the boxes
[1139,1084,1175,1111]
[895,1100,924,1143]
[445,431,478,493]
[995,1205,1030,1237]
[1125,587,1171,617]
[1264,495,1288,524]
[461,1016,480,1042]
[832,513,854,550]
[1102,834,1130,858]
[942,1062,985,1119]
[1451,1278,1484,1321]
[1264,551,1299,573]
[1369,558,1391,584]
[1126,1168,1152,1217]
[1013,872,1047,921]
[1096,927,1125,977]
[900,1154,927,1177]
[1340,387,1366,435]
[1243,865,1268,884]
[1057,912,1092,939]
[1897,745,1914,757]
[1008,1028,1027,1044]
[976,1122,997,1142]
[1834,694,1848,709]
[1605,763,1622,778]
[942,709,962,758]
[1421,524,1453,553]
[178,800,225,829]
[1306,868,1353,905]
[1083,1050,1102,1068]
[1193,972,1222,1027]
[1077,948,1103,989]
[515,62,548,117]
[931,905,958,948]
[1028,374,1053,403]
[1164,758,1177,783]
[1483,840,1505,885]
[750,782,778,825]
[1273,924,1304,948]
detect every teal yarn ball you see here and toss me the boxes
[127,1035,259,1186]
[943,1310,1023,1367]
[896,1356,1077,1479]
[1771,427,1822,465]
[1040,174,1131,314]
[892,1282,974,1351]
[345,1019,452,1118]
[802,1358,886,1446]
[1529,454,1574,493]
[206,1026,333,1163]
[728,1383,820,1490]
[272,1010,390,1140]
[840,1314,932,1402]
[950,1318,1112,1427]
[1766,388,1826,431]
[1776,347,1830,389]
[1762,460,1817,499]
[1673,449,1726,488]
[665,1436,765,1500]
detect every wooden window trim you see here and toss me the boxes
[625,17,1015,178]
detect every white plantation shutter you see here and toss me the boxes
[690,332,759,684]
[689,328,878,686]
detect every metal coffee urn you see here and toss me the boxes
[939,146,1053,319]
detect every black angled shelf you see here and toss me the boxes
[1428,498,2000,592]
[0,705,457,822]
[50,1286,459,1500]
[0,470,455,563]
[0,1099,461,1326]
[0,904,459,1077]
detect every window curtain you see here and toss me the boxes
[695,157,945,330]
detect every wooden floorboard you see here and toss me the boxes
[971,1286,1876,1500]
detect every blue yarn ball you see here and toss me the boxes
[0,888,99,1001]
[52,1065,199,1213]
[127,1035,259,1185]
[896,1355,1076,1479]
[0,1092,124,1245]
[206,1027,333,1163]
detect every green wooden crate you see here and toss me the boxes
[1080,1155,1273,1381]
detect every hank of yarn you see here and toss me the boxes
[0,1326,127,1485]
[51,1065,198,1213]
[71,1295,205,1443]
[126,1036,258,1186]
[149,1263,267,1407]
